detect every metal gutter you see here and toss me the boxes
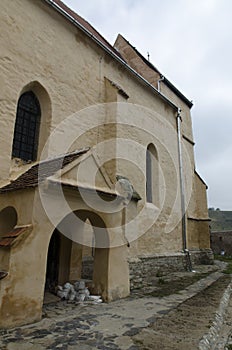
[43,0,178,111]
[162,75,193,109]
[177,109,187,252]
[177,109,192,271]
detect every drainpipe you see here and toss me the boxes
[176,109,192,271]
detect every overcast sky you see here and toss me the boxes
[64,0,232,210]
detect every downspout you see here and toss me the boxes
[176,109,192,271]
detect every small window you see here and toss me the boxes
[146,147,152,203]
[146,143,159,205]
[12,91,41,161]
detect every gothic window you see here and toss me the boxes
[146,143,159,205]
[146,147,152,203]
[12,91,41,161]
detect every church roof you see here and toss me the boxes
[114,34,193,108]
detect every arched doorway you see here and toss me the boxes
[44,210,109,301]
[73,210,109,298]
[45,229,72,294]
[45,229,60,293]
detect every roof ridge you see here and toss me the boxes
[37,147,90,165]
[115,34,161,74]
[115,34,193,108]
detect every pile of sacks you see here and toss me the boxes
[56,280,102,303]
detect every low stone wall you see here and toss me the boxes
[129,249,214,290]
[190,249,214,265]
[198,279,232,350]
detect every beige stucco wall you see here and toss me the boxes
[0,0,210,327]
[114,34,194,145]
[0,184,129,328]
[114,33,209,255]
[0,0,210,241]
[0,0,185,256]
[188,173,209,219]
[0,0,209,253]
[187,172,210,249]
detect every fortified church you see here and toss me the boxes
[0,0,211,327]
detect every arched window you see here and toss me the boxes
[12,91,41,161]
[146,143,159,204]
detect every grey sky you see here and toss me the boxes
[64,0,232,210]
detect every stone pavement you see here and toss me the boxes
[0,263,230,350]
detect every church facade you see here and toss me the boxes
[0,0,211,328]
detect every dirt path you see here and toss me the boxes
[132,275,231,350]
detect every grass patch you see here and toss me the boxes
[156,270,164,278]
[148,272,211,298]
[158,277,166,285]
[215,255,232,274]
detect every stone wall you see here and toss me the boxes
[189,249,214,265]
[129,250,214,290]
[81,257,94,280]
[210,231,232,255]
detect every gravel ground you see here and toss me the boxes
[132,275,231,349]
[1,262,231,350]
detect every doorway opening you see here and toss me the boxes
[44,210,109,303]
[45,228,72,299]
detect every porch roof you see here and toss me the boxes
[0,148,141,201]
[0,225,32,247]
[0,148,90,194]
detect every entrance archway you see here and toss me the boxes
[45,229,72,294]
[44,210,110,301]
[73,210,109,298]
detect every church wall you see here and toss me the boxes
[0,0,211,327]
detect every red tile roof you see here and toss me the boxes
[115,35,193,108]
[0,237,15,247]
[0,148,89,193]
[0,147,128,200]
[0,226,31,247]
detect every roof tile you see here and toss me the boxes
[0,148,89,193]
[0,226,32,247]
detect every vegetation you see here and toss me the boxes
[208,210,232,231]
[148,272,211,298]
[215,255,232,274]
